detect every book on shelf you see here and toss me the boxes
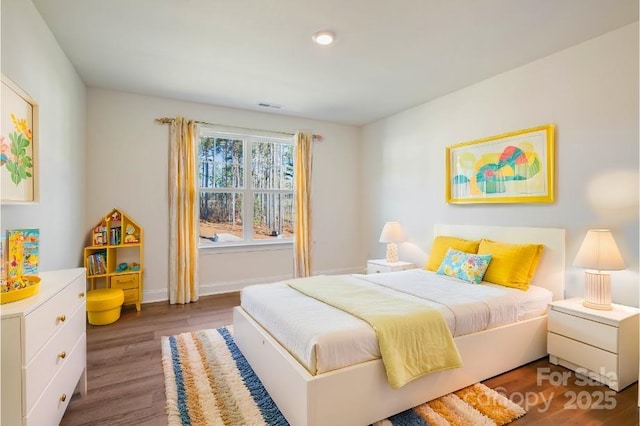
[110,227,122,245]
[87,251,107,275]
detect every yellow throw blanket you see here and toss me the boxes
[287,275,462,389]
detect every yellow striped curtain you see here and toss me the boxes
[294,131,313,277]
[169,117,199,304]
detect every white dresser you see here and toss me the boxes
[1,268,87,426]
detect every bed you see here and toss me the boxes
[233,224,566,425]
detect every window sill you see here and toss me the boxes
[199,239,293,255]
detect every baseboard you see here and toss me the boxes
[199,274,294,296]
[141,265,364,303]
[143,288,169,304]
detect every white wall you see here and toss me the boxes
[361,23,639,306]
[85,89,362,302]
[1,0,87,271]
[6,0,636,308]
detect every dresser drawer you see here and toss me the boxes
[111,273,139,290]
[548,309,617,352]
[24,274,86,363]
[25,333,86,426]
[24,301,85,413]
[548,332,617,376]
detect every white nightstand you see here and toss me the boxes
[367,259,414,274]
[547,297,639,391]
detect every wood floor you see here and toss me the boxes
[61,294,639,426]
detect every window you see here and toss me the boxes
[198,128,294,247]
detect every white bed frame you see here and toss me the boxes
[233,225,565,426]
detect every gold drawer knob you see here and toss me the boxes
[57,315,66,323]
[58,351,66,359]
[60,394,67,402]
[79,292,85,298]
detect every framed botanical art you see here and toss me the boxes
[1,74,38,204]
[446,124,555,204]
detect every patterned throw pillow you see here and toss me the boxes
[436,248,492,284]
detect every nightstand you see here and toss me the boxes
[366,259,414,274]
[547,297,639,391]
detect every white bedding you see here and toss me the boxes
[240,269,552,375]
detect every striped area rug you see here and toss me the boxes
[161,326,526,426]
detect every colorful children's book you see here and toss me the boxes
[0,237,6,288]
[7,228,40,278]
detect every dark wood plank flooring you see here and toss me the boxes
[61,294,639,425]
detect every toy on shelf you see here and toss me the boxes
[116,262,128,273]
[123,224,139,244]
[130,262,140,271]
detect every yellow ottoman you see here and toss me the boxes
[86,288,124,325]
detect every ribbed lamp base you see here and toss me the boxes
[582,271,613,311]
[385,243,398,263]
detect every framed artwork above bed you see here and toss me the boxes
[446,124,554,204]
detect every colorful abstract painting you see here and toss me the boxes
[1,75,38,203]
[446,124,554,204]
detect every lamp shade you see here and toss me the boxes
[573,229,625,271]
[379,222,406,243]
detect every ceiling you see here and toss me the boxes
[32,0,638,126]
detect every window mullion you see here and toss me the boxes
[243,138,253,242]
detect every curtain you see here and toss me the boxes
[294,131,313,277]
[168,117,199,304]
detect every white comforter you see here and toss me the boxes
[240,269,552,375]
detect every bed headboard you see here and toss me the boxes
[434,224,566,301]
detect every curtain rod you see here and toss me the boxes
[155,117,322,140]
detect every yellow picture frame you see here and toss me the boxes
[446,124,555,204]
[1,74,39,204]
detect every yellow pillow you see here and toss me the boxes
[477,239,543,290]
[425,236,480,271]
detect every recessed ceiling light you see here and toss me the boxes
[312,31,336,46]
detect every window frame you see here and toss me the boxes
[198,126,295,251]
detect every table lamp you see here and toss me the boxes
[573,229,625,310]
[378,222,406,263]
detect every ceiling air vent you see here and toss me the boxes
[257,102,283,110]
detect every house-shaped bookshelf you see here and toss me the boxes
[84,208,144,311]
